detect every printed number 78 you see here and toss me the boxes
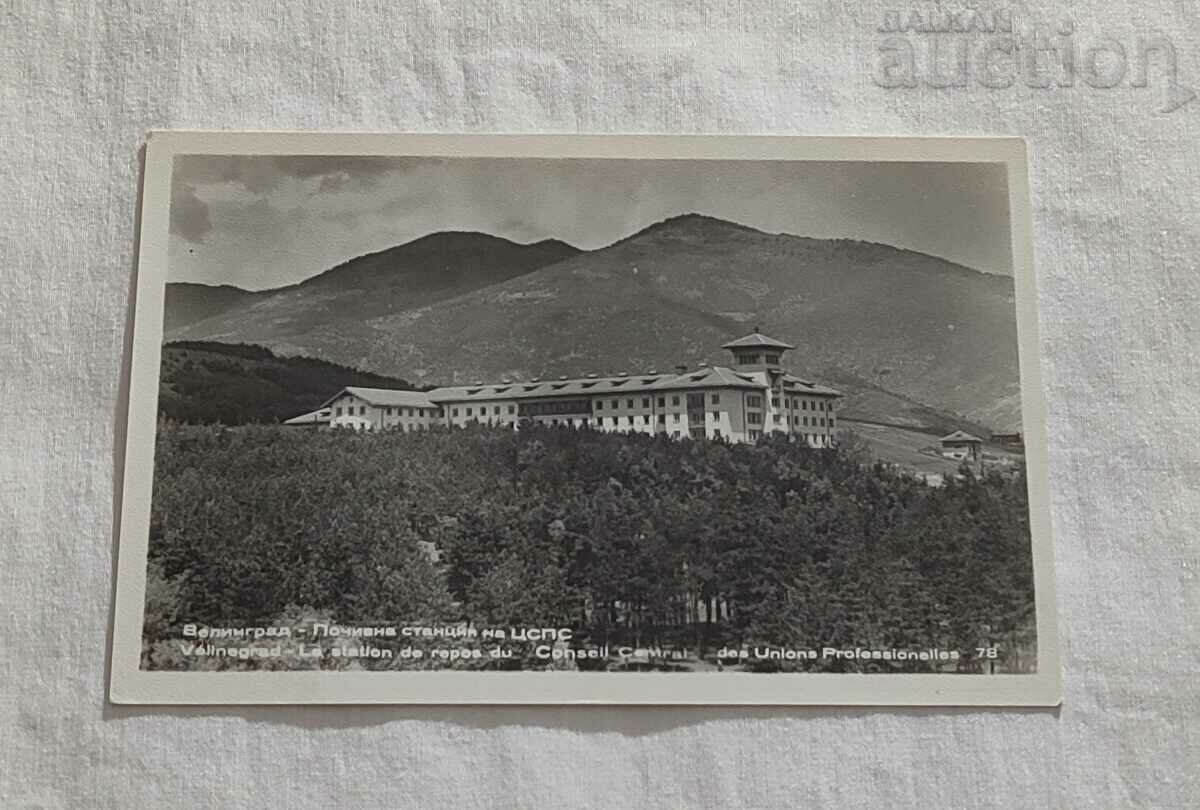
[975,647,999,659]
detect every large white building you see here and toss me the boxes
[323,387,442,431]
[312,330,841,446]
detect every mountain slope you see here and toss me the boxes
[158,341,421,424]
[357,216,1021,430]
[163,283,261,332]
[165,232,580,355]
[169,216,1022,431]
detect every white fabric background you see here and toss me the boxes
[2,1,1197,807]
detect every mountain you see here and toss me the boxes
[163,283,261,332]
[168,216,1022,432]
[158,341,421,425]
[164,232,580,356]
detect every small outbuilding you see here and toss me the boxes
[939,430,984,461]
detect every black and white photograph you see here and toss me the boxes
[110,134,1059,705]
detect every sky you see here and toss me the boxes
[168,155,1013,290]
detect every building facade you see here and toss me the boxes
[313,331,841,446]
[322,387,443,431]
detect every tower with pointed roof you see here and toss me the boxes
[722,327,795,372]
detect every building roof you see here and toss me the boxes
[427,366,780,404]
[780,374,842,398]
[427,365,842,403]
[940,430,984,444]
[320,386,438,410]
[721,330,795,351]
[283,408,330,425]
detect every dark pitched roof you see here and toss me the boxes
[780,374,842,397]
[427,366,768,403]
[319,386,438,410]
[940,430,984,443]
[721,330,795,350]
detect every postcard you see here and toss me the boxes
[110,133,1060,704]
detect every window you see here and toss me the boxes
[747,395,763,408]
[612,399,619,409]
[747,412,763,425]
[452,408,459,417]
[802,400,808,410]
[335,407,342,416]
[359,406,366,415]
[465,407,473,416]
[774,414,783,423]
[749,429,762,440]
[711,393,719,404]
[820,417,826,427]
[508,405,515,414]
[829,416,835,427]
[627,399,634,409]
[643,415,650,424]
[658,414,665,424]
[672,396,680,406]
[657,397,665,408]
[596,400,604,410]
[385,407,392,416]
[672,413,680,422]
[766,353,780,365]
[771,396,780,408]
[494,405,501,415]
[642,397,650,408]
[803,416,809,426]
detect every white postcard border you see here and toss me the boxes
[110,132,1061,706]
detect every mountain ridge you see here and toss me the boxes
[166,216,1021,431]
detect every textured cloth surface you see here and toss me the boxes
[2,2,1198,808]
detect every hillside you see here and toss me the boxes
[165,232,579,357]
[163,283,260,332]
[157,341,421,425]
[167,215,1023,432]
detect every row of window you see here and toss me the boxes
[332,422,432,432]
[733,352,782,366]
[594,393,722,411]
[769,396,833,411]
[334,414,836,444]
[342,398,833,424]
[745,430,829,445]
[383,406,438,418]
[333,404,439,418]
[452,404,516,418]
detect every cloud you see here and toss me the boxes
[173,155,434,196]
[169,156,1014,290]
[169,183,212,243]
